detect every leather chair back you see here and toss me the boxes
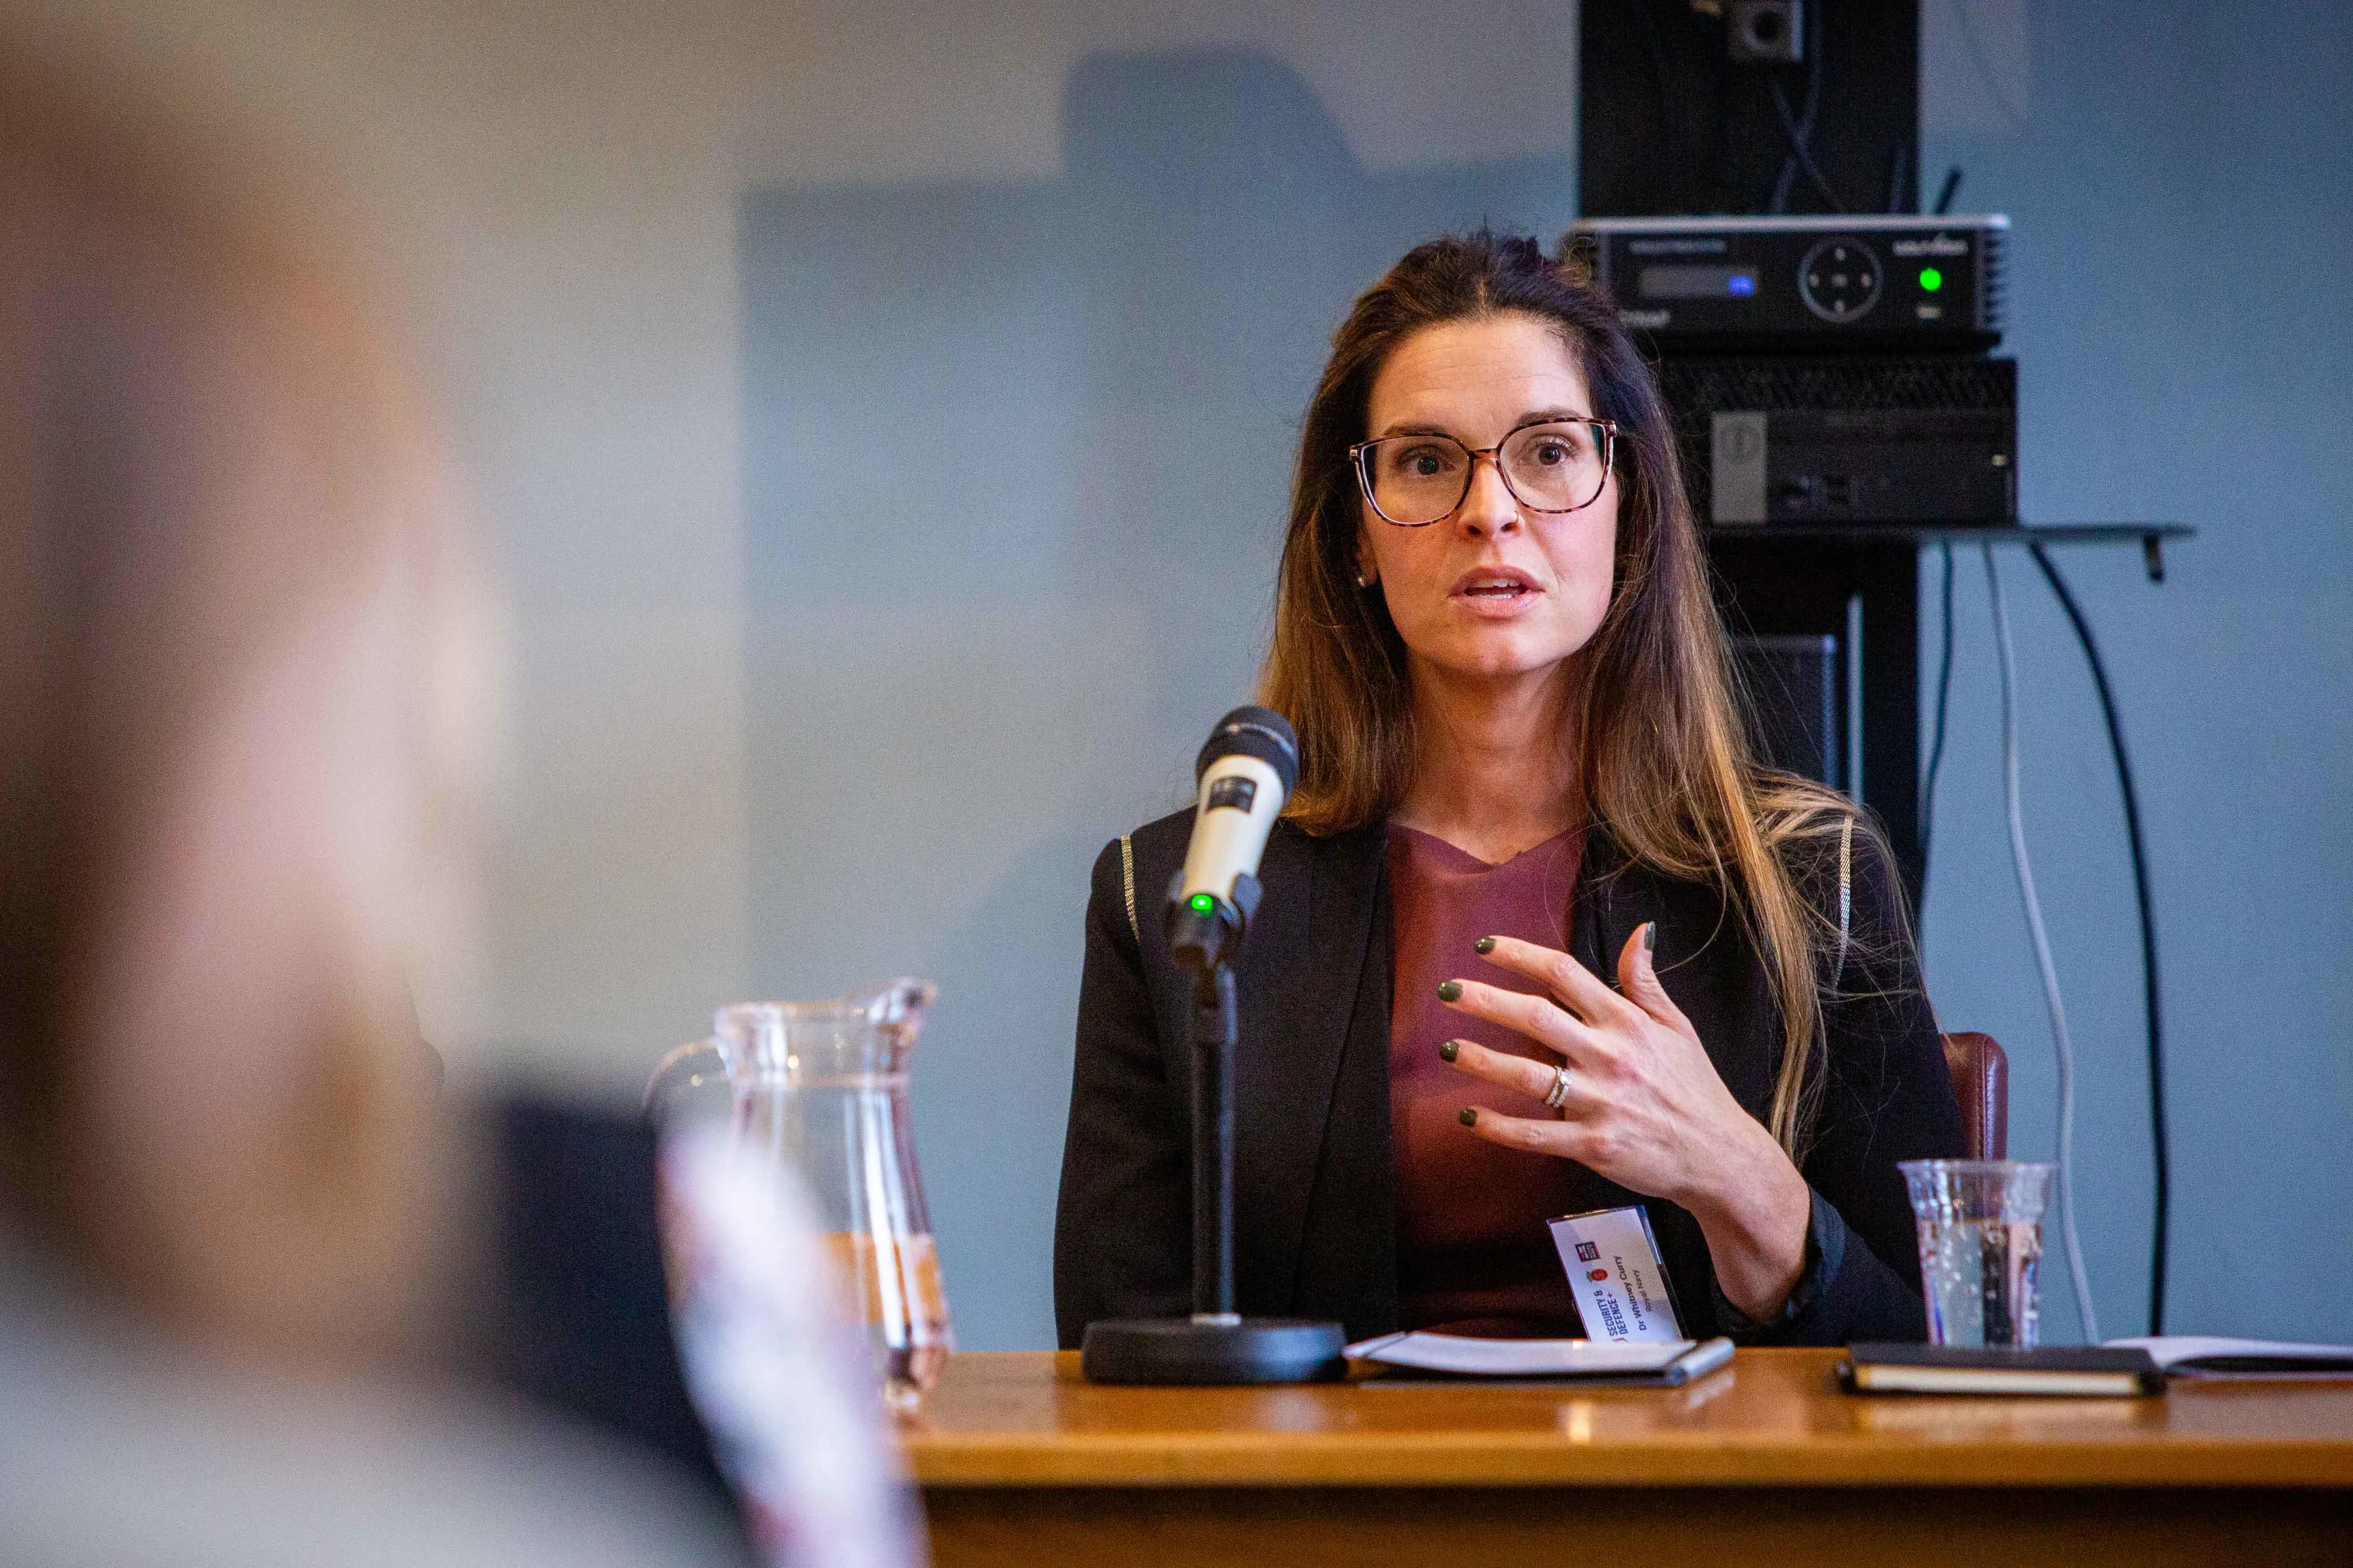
[1941,1031,2009,1160]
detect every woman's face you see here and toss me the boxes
[1357,312,1618,686]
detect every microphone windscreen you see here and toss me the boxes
[1195,706,1299,795]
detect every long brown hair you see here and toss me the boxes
[1261,231,1862,1154]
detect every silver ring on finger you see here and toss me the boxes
[1542,1062,1573,1110]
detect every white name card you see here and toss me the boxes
[1549,1205,1685,1344]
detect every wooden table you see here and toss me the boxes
[897,1350,2353,1566]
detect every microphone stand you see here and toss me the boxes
[1190,963,1239,1327]
[1080,878,1349,1385]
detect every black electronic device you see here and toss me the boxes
[1657,355,2016,526]
[1578,0,1916,218]
[1734,633,1842,788]
[1564,215,2007,354]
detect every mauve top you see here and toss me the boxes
[1387,821,1590,1337]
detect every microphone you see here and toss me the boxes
[1165,706,1298,970]
[1080,701,1346,1385]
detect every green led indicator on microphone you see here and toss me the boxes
[1190,893,1217,914]
[1918,267,1944,293]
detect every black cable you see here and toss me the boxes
[1934,165,1964,216]
[1918,542,1957,922]
[2028,543,2169,1338]
[1766,21,1838,214]
[1767,78,1842,211]
[1628,2,1682,200]
[1768,101,1798,213]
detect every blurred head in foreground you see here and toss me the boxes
[0,33,485,1357]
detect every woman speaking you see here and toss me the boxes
[1054,232,1963,1346]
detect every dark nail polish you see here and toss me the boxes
[1473,935,1496,955]
[1438,1039,1459,1063]
[1643,921,1657,954]
[1458,1108,1478,1126]
[1436,979,1462,1003]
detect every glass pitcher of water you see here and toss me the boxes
[650,979,952,1408]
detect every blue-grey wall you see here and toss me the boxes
[1915,1,2352,1342]
[740,8,2351,1350]
[741,52,1574,1350]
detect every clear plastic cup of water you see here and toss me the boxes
[1899,1159,2053,1350]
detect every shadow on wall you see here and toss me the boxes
[738,49,1575,1349]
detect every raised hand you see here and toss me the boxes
[1435,925,1813,1320]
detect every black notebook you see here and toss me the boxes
[1840,1342,2165,1397]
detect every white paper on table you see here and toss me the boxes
[1344,1332,1696,1377]
[2104,1335,2353,1379]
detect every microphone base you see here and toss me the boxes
[1079,1317,1349,1385]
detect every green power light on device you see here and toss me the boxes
[1190,893,1217,914]
[1918,267,1944,292]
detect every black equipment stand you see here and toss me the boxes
[1705,521,2188,906]
[1080,939,1348,1384]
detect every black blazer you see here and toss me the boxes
[1054,810,1965,1348]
